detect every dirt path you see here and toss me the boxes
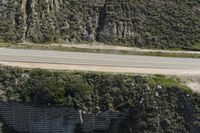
[1,61,200,76]
[179,76,200,93]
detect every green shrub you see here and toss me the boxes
[0,66,199,132]
[0,0,199,49]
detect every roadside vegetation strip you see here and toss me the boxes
[0,64,195,105]
[1,42,200,58]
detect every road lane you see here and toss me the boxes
[0,48,200,74]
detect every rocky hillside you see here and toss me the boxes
[0,0,200,49]
[0,66,200,133]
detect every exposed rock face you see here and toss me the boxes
[0,0,200,49]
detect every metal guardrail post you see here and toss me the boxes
[76,110,78,123]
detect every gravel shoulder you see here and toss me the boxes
[1,61,200,76]
[49,43,200,55]
[1,42,200,58]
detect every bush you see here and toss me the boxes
[0,0,199,49]
[0,66,199,132]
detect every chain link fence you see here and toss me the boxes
[0,102,125,133]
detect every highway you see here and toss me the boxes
[0,48,200,75]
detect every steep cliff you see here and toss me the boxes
[0,0,200,49]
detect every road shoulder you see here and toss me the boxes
[1,42,200,58]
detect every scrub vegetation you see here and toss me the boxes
[0,66,199,132]
[0,0,199,50]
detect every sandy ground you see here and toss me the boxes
[186,82,200,93]
[179,76,200,93]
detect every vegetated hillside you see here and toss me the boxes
[0,0,200,49]
[0,66,200,133]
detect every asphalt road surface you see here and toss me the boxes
[0,48,200,75]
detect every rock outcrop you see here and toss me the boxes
[0,0,200,49]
